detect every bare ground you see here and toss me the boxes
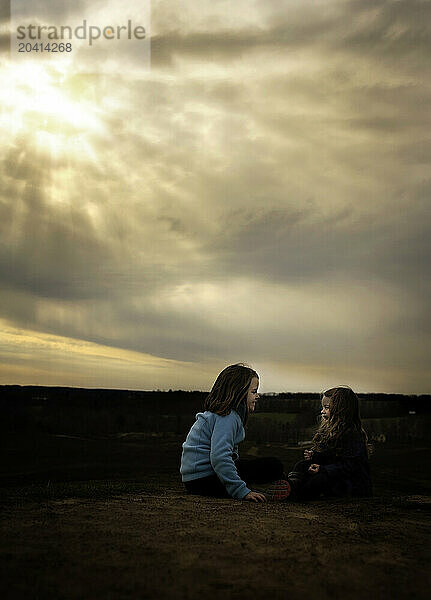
[1,484,430,600]
[1,435,430,599]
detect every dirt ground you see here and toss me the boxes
[1,436,430,599]
[1,486,430,599]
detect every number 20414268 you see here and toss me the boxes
[18,42,72,52]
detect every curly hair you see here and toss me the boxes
[204,363,258,423]
[312,386,368,452]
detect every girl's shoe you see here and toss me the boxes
[264,479,291,502]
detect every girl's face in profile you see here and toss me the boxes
[321,397,331,420]
[247,377,259,412]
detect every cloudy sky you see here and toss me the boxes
[0,0,430,393]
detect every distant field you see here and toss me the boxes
[252,412,299,423]
[1,432,430,498]
[2,386,429,445]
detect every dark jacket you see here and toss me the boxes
[312,431,372,497]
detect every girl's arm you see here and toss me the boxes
[319,439,368,479]
[210,413,251,499]
[307,448,334,463]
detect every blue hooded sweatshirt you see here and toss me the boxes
[180,410,250,499]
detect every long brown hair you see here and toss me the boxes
[312,386,368,451]
[204,363,258,422]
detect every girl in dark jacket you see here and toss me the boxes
[288,386,372,500]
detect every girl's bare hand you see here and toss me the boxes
[308,463,320,474]
[304,449,313,460]
[244,491,267,502]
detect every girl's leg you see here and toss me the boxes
[287,459,312,488]
[236,457,284,485]
[298,470,332,500]
[288,459,317,500]
[288,460,332,500]
[290,459,312,476]
[184,474,230,498]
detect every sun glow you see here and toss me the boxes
[0,59,105,161]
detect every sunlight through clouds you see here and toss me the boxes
[0,61,106,163]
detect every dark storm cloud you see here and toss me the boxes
[12,0,88,21]
[151,25,309,66]
[152,0,431,68]
[208,194,431,289]
[0,34,9,53]
[338,0,431,59]
[0,0,10,54]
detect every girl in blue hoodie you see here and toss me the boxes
[180,364,285,502]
